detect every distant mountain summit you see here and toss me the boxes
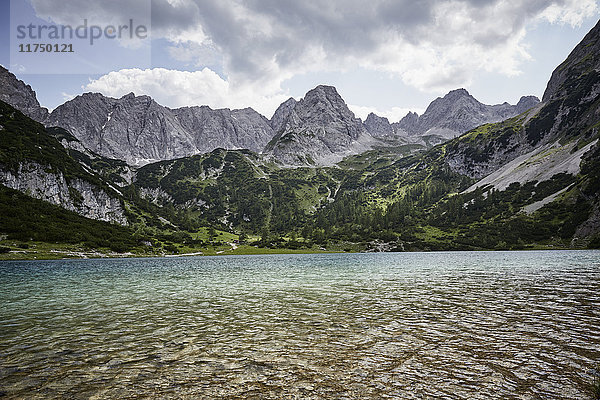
[265,85,377,165]
[394,88,539,143]
[364,113,395,139]
[362,89,539,147]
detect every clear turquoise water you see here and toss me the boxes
[0,251,599,399]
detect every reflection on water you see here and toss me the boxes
[0,251,599,399]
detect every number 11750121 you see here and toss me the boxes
[18,43,74,53]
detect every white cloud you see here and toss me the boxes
[540,0,599,26]
[61,92,76,102]
[84,67,290,117]
[158,0,596,95]
[167,41,222,68]
[31,0,600,109]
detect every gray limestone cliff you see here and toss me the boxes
[364,113,396,139]
[442,19,600,190]
[45,93,199,165]
[270,97,297,133]
[395,89,539,143]
[265,85,377,166]
[46,92,275,165]
[543,19,600,102]
[173,106,273,154]
[0,161,128,225]
[0,66,48,122]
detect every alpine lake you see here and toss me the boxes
[1,251,599,399]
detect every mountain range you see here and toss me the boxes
[391,89,539,142]
[1,66,539,167]
[0,18,599,257]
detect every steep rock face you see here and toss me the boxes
[461,138,597,193]
[46,127,136,187]
[46,93,276,165]
[173,106,273,154]
[1,64,542,168]
[395,111,418,133]
[270,97,297,132]
[364,113,395,138]
[0,99,129,225]
[543,19,600,102]
[0,66,48,122]
[445,119,534,181]
[44,92,113,149]
[46,93,198,165]
[266,85,377,165]
[514,96,541,114]
[444,19,600,187]
[0,161,127,225]
[397,89,540,141]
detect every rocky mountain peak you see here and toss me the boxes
[291,84,360,129]
[270,97,297,132]
[413,88,486,134]
[364,112,394,138]
[0,65,48,122]
[365,112,388,124]
[516,95,541,113]
[429,88,478,109]
[266,85,373,165]
[43,90,276,165]
[393,87,540,142]
[117,92,155,107]
[80,92,106,100]
[305,84,340,99]
[543,19,600,102]
[444,88,472,99]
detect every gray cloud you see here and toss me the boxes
[31,0,151,25]
[30,0,599,91]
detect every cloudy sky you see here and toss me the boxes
[1,0,599,121]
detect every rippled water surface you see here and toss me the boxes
[1,251,600,399]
